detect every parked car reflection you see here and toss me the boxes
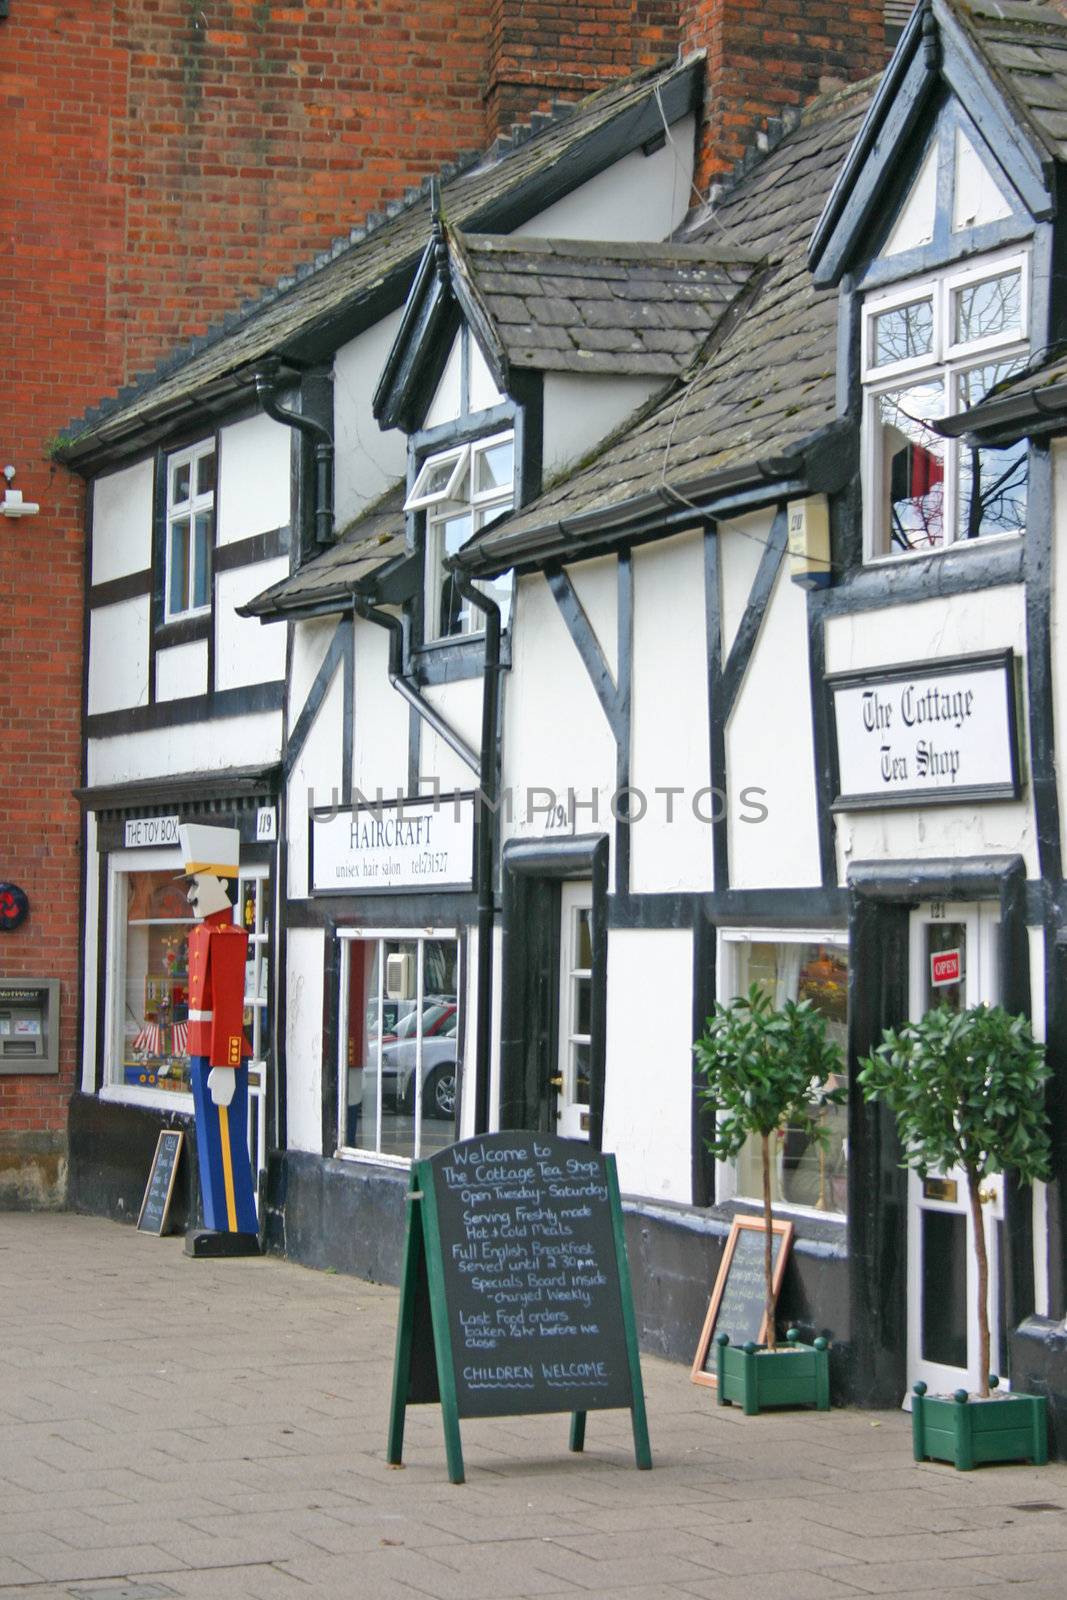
[365,999,458,1119]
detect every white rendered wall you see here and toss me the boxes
[86,710,282,786]
[501,572,617,845]
[88,597,150,715]
[603,928,694,1202]
[352,616,410,801]
[726,560,821,889]
[825,586,1037,879]
[515,114,696,243]
[155,640,208,702]
[91,459,154,584]
[289,616,339,727]
[333,309,408,527]
[217,413,291,544]
[216,559,289,691]
[420,678,486,796]
[718,507,767,659]
[288,668,345,900]
[630,530,713,893]
[542,373,661,485]
[285,927,326,1154]
[568,554,619,681]
[81,811,100,1093]
[424,333,464,430]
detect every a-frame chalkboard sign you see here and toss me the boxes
[387,1132,652,1484]
[137,1130,184,1236]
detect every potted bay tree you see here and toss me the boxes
[859,1002,1051,1468]
[695,983,845,1413]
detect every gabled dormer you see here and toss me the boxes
[375,202,759,644]
[809,0,1067,565]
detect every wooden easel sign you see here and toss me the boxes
[136,1130,184,1236]
[387,1132,652,1484]
[690,1214,793,1388]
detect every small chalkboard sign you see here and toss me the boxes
[387,1132,651,1484]
[137,1130,184,1236]
[690,1214,793,1388]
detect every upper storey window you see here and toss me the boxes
[862,253,1028,560]
[407,430,514,640]
[165,441,215,619]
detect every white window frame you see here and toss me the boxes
[861,250,1029,563]
[164,439,216,621]
[405,429,514,642]
[336,926,461,1168]
[715,928,849,1222]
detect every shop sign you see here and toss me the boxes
[827,650,1020,809]
[931,948,962,987]
[310,793,475,895]
[124,814,180,848]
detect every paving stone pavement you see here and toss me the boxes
[1,1213,1066,1600]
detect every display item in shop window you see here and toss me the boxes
[178,823,258,1249]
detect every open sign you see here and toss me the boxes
[931,948,962,987]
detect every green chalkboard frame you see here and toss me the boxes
[387,1147,652,1485]
[136,1130,184,1236]
[690,1214,793,1389]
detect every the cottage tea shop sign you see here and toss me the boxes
[311,792,475,894]
[828,650,1020,809]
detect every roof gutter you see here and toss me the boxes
[936,380,1067,447]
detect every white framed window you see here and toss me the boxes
[165,440,216,619]
[715,930,849,1218]
[103,848,267,1126]
[862,252,1029,560]
[405,431,514,641]
[337,929,460,1164]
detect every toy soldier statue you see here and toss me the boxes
[179,823,259,1254]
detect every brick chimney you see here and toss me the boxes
[681,0,889,196]
[484,0,679,141]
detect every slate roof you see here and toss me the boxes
[454,79,875,575]
[954,0,1067,163]
[56,56,701,474]
[238,483,409,620]
[453,234,760,379]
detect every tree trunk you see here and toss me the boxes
[762,1131,776,1352]
[966,1165,991,1399]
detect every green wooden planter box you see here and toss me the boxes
[716,1329,830,1415]
[911,1383,1048,1469]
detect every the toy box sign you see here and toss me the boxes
[124,814,180,848]
[311,794,474,894]
[828,651,1020,809]
[931,948,962,987]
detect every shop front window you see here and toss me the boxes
[113,865,196,1095]
[717,934,849,1216]
[338,932,459,1162]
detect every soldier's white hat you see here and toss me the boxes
[177,823,240,879]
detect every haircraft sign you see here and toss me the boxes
[310,792,475,895]
[827,650,1021,810]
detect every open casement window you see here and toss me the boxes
[715,932,849,1218]
[338,930,460,1163]
[863,253,1028,559]
[165,440,216,619]
[405,431,514,641]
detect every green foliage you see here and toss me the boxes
[858,1004,1051,1185]
[694,983,846,1161]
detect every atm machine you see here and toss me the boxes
[0,979,60,1074]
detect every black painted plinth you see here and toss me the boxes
[1010,1315,1067,1460]
[184,1229,261,1258]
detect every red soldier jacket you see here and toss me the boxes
[186,909,252,1067]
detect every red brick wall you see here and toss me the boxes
[0,2,127,1198]
[682,0,888,193]
[485,0,678,140]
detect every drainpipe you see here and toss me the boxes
[351,598,480,774]
[450,573,502,1138]
[254,369,334,546]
